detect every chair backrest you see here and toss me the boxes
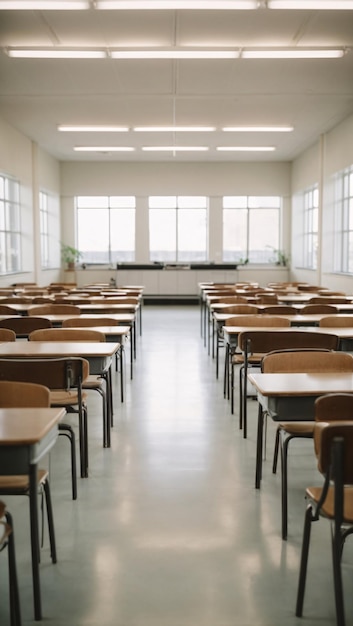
[0,316,52,336]
[319,316,353,327]
[239,330,339,356]
[255,294,279,304]
[29,328,106,342]
[315,393,353,423]
[301,304,338,314]
[222,304,260,315]
[0,305,19,315]
[213,296,248,304]
[225,315,290,327]
[308,297,348,304]
[313,421,353,483]
[262,349,353,373]
[28,304,81,316]
[0,328,16,342]
[0,357,89,391]
[0,380,50,407]
[260,305,298,315]
[62,317,120,328]
[31,297,54,304]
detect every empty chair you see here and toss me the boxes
[0,305,20,315]
[28,304,81,316]
[0,381,57,619]
[260,305,298,315]
[0,328,16,342]
[62,317,120,328]
[0,316,52,338]
[0,500,21,626]
[319,316,353,327]
[308,296,348,304]
[255,294,279,304]
[296,416,353,626]
[261,351,353,540]
[301,304,338,314]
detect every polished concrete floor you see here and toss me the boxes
[1,305,353,625]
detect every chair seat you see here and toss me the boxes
[0,469,48,492]
[306,485,353,523]
[49,389,88,405]
[83,375,105,390]
[277,421,314,435]
[232,353,265,364]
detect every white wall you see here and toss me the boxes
[0,117,62,287]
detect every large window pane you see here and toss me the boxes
[249,208,279,263]
[110,209,135,262]
[223,209,247,262]
[149,209,176,262]
[0,173,21,274]
[178,209,207,262]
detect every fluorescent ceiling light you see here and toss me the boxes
[217,146,276,151]
[223,126,293,132]
[97,1,258,9]
[242,49,345,58]
[268,1,353,8]
[0,1,89,7]
[7,49,106,58]
[142,146,209,151]
[59,125,128,132]
[134,126,215,132]
[110,49,238,59]
[74,146,135,152]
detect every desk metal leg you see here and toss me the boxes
[255,403,264,489]
[29,464,42,621]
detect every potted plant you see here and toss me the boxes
[61,243,82,270]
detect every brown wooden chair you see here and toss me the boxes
[308,297,349,304]
[0,305,20,315]
[301,304,338,314]
[296,415,353,626]
[0,381,57,618]
[29,328,111,450]
[261,351,353,540]
[260,305,298,315]
[0,316,52,338]
[255,294,279,304]
[28,304,81,316]
[237,331,340,441]
[0,357,88,484]
[0,328,16,342]
[319,316,353,327]
[0,500,21,626]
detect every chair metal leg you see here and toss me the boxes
[272,426,280,474]
[43,480,57,564]
[5,510,22,626]
[296,505,314,617]
[58,424,77,500]
[331,524,346,626]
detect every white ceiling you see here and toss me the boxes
[1,4,353,163]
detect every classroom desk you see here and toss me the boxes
[0,342,120,476]
[0,406,65,620]
[248,372,353,490]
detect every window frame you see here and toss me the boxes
[0,173,21,275]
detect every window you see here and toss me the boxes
[39,190,49,268]
[0,174,21,274]
[149,196,208,262]
[333,166,353,274]
[76,196,136,264]
[223,196,281,263]
[303,186,319,269]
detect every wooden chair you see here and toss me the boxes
[236,331,340,440]
[261,351,353,540]
[319,316,353,327]
[260,305,298,315]
[0,316,52,338]
[225,317,291,417]
[0,328,16,342]
[301,304,338,314]
[0,357,88,484]
[0,381,57,618]
[28,304,81,316]
[0,500,21,626]
[0,305,20,315]
[255,294,279,304]
[308,297,349,304]
[296,416,353,626]
[29,328,111,450]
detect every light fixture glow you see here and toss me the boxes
[97,1,258,9]
[134,126,215,132]
[0,1,89,8]
[242,49,345,58]
[223,126,293,132]
[110,49,238,59]
[217,146,276,151]
[7,48,106,58]
[74,146,135,152]
[59,125,129,132]
[142,146,209,151]
[268,1,353,8]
